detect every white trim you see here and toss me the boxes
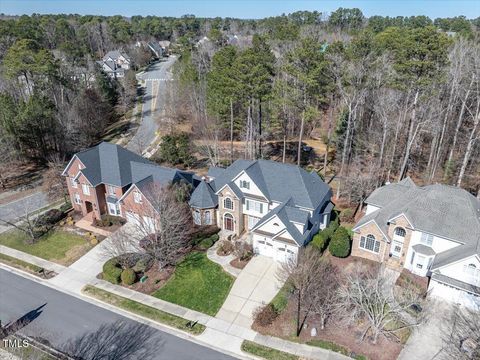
[352,219,390,241]
[433,254,480,271]
[223,197,234,211]
[388,212,414,228]
[62,155,85,176]
[215,183,240,199]
[223,212,235,232]
[359,234,381,254]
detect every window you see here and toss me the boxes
[359,234,380,253]
[74,193,81,205]
[464,263,479,277]
[193,210,201,225]
[204,211,212,225]
[420,233,434,246]
[416,255,426,269]
[78,163,81,169]
[70,178,77,188]
[82,184,90,195]
[224,197,233,210]
[134,191,142,204]
[246,199,263,213]
[239,180,250,189]
[394,227,406,238]
[410,251,415,265]
[107,185,115,195]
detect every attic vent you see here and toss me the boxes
[273,223,279,226]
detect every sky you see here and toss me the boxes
[0,0,479,19]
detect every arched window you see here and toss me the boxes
[464,263,478,276]
[394,227,406,238]
[223,213,234,231]
[360,234,380,253]
[193,210,201,225]
[204,211,212,225]
[224,197,233,210]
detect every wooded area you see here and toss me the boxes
[0,9,479,203]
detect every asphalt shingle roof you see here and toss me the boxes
[189,181,218,209]
[210,159,331,210]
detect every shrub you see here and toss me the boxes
[217,240,234,256]
[328,226,351,258]
[132,256,153,273]
[121,268,136,285]
[312,218,339,252]
[38,208,66,226]
[59,201,72,213]
[253,304,278,327]
[95,215,126,227]
[234,241,253,261]
[191,225,220,245]
[339,208,354,223]
[197,234,219,250]
[103,258,123,284]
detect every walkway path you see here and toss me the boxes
[0,230,350,360]
[0,245,66,274]
[216,256,282,328]
[207,241,241,277]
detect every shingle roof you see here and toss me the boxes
[75,142,152,187]
[189,181,218,209]
[412,244,436,256]
[355,179,480,269]
[431,272,480,295]
[103,50,129,62]
[210,159,331,210]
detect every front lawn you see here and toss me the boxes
[153,251,234,316]
[0,229,92,265]
[241,341,299,360]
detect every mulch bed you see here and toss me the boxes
[323,252,381,274]
[253,299,403,360]
[230,257,249,269]
[126,266,174,294]
[396,269,429,293]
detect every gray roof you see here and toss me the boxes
[412,244,436,256]
[252,199,312,246]
[431,272,480,296]
[189,181,217,209]
[207,167,226,180]
[75,142,152,187]
[210,159,331,210]
[355,178,480,269]
[103,50,129,62]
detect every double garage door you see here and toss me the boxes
[126,211,155,234]
[253,235,297,263]
[429,280,480,310]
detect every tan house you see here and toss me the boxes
[189,159,334,263]
[352,177,480,310]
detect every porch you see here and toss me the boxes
[75,212,114,237]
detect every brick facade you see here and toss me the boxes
[218,186,243,237]
[351,221,388,262]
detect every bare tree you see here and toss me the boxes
[441,306,480,360]
[337,265,426,345]
[42,154,68,202]
[0,202,45,243]
[277,246,332,336]
[105,183,192,270]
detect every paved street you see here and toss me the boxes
[0,192,49,232]
[0,269,236,360]
[127,56,177,153]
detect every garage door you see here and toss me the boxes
[275,244,297,263]
[429,280,480,310]
[254,236,274,257]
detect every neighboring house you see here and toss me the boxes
[96,50,131,78]
[189,160,334,263]
[62,142,197,223]
[147,42,164,58]
[158,40,171,54]
[352,177,480,309]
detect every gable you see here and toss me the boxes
[353,219,389,241]
[63,156,85,177]
[233,171,267,199]
[255,214,286,235]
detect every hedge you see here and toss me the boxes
[121,268,136,285]
[312,217,339,252]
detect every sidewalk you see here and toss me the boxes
[207,241,241,277]
[0,241,351,360]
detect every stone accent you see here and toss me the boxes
[385,214,414,271]
[217,186,244,237]
[351,221,388,263]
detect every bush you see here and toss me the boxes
[197,234,219,250]
[95,215,126,227]
[37,208,66,226]
[253,304,278,327]
[217,240,234,256]
[191,225,220,245]
[312,218,339,252]
[328,226,351,258]
[59,201,72,213]
[132,256,153,273]
[339,208,354,223]
[121,268,136,285]
[103,258,123,284]
[234,241,253,261]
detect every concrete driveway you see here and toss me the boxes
[398,299,454,360]
[216,255,283,328]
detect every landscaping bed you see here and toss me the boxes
[83,285,205,335]
[253,294,402,360]
[241,340,299,360]
[153,251,234,316]
[0,229,93,266]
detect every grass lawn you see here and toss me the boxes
[83,286,205,335]
[0,229,92,265]
[241,341,299,360]
[0,253,42,272]
[153,251,234,316]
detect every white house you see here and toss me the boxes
[352,178,480,310]
[189,159,334,263]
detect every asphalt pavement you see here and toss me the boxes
[127,56,177,153]
[0,192,48,225]
[0,269,236,360]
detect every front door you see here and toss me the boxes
[85,201,93,213]
[224,214,234,232]
[391,240,403,258]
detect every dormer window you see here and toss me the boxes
[420,233,434,247]
[134,191,142,204]
[70,178,78,188]
[239,180,250,189]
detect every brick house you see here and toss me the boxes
[62,142,197,222]
[188,159,334,263]
[352,177,480,309]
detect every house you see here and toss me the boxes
[62,142,197,223]
[189,160,334,263]
[158,40,171,54]
[352,177,480,309]
[96,50,131,78]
